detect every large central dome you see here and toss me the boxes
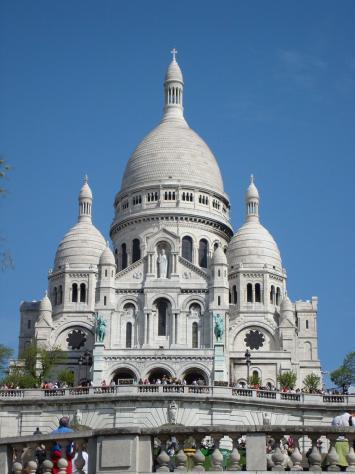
[121,119,224,194]
[120,56,225,196]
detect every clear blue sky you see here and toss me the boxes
[0,1,354,382]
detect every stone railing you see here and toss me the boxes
[1,425,354,473]
[0,385,353,406]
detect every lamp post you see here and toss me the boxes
[245,349,251,386]
[78,351,92,384]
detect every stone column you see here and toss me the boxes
[246,433,267,471]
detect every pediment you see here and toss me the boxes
[115,257,146,283]
[145,227,179,251]
[179,257,208,283]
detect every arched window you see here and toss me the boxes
[53,287,58,305]
[72,283,78,303]
[247,283,253,302]
[229,291,232,303]
[126,322,132,348]
[192,322,198,348]
[58,286,63,305]
[270,285,275,304]
[80,283,86,303]
[157,299,168,336]
[214,242,219,251]
[233,285,238,304]
[132,239,141,263]
[182,236,193,262]
[304,341,312,360]
[198,239,208,268]
[255,283,261,303]
[276,287,281,305]
[121,243,127,270]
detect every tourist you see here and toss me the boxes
[51,416,73,434]
[73,447,89,474]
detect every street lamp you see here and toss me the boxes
[78,351,92,384]
[245,349,251,385]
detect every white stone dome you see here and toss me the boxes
[79,177,92,199]
[212,245,227,265]
[120,56,225,195]
[280,294,293,312]
[39,291,52,311]
[54,178,106,270]
[54,221,106,270]
[228,220,282,270]
[99,243,116,266]
[165,59,183,83]
[121,119,224,194]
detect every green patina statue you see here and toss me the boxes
[95,314,106,343]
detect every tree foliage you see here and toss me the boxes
[343,351,355,382]
[0,158,13,271]
[248,372,262,387]
[0,159,11,196]
[277,371,297,390]
[330,351,355,393]
[0,344,13,377]
[330,366,353,393]
[303,373,321,392]
[57,369,75,386]
[2,343,64,388]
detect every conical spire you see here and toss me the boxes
[78,175,93,222]
[162,49,185,122]
[245,174,260,222]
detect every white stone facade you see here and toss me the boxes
[18,55,321,388]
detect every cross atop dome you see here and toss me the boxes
[170,48,178,61]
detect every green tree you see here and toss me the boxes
[277,371,297,390]
[2,344,65,388]
[248,372,262,387]
[303,373,321,393]
[0,158,13,270]
[343,351,355,383]
[0,344,13,377]
[0,159,11,196]
[330,366,353,393]
[57,369,75,387]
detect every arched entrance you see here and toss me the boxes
[147,367,172,383]
[183,368,208,385]
[112,368,137,385]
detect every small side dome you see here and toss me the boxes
[246,175,259,201]
[39,291,52,311]
[280,294,293,312]
[212,244,227,265]
[79,175,92,199]
[99,242,116,266]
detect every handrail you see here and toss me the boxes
[0,386,352,406]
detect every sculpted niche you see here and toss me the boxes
[157,241,171,278]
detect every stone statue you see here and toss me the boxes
[190,304,201,318]
[213,313,224,342]
[95,314,106,343]
[157,249,168,278]
[168,400,178,424]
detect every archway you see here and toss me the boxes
[182,368,208,385]
[112,368,137,385]
[147,367,172,383]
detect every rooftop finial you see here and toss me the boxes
[84,174,88,184]
[250,174,254,184]
[170,48,178,62]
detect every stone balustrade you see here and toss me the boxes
[0,425,354,473]
[0,385,353,406]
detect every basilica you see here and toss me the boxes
[18,53,321,388]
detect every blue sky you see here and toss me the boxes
[0,1,354,382]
